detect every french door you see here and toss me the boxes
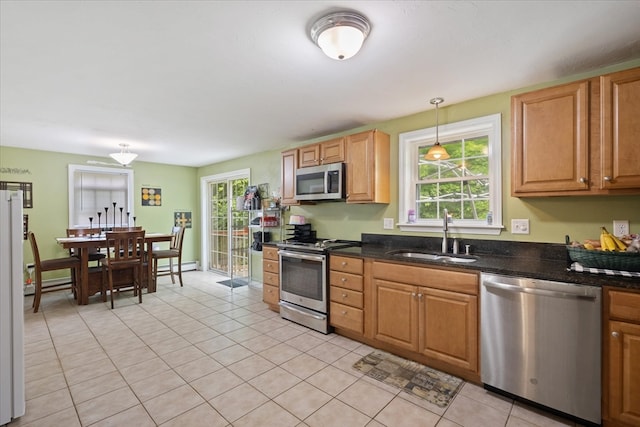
[201,170,249,279]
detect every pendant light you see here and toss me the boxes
[109,143,138,166]
[310,11,371,60]
[425,97,450,161]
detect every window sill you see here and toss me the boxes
[397,222,504,236]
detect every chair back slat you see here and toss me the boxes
[28,232,41,268]
[170,226,186,251]
[105,230,145,266]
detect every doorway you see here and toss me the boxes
[200,170,250,281]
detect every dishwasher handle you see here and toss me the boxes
[482,280,598,300]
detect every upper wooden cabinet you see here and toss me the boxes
[280,149,299,206]
[345,130,390,203]
[511,66,640,197]
[299,137,345,168]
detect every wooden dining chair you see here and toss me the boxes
[66,227,106,265]
[100,230,145,309]
[28,232,81,313]
[152,226,185,287]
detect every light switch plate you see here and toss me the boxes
[383,218,394,229]
[511,219,530,234]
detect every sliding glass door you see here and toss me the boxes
[206,172,249,279]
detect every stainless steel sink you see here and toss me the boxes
[389,250,477,263]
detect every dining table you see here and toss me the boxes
[56,232,174,305]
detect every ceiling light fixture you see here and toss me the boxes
[310,11,370,60]
[424,97,450,161]
[109,143,138,166]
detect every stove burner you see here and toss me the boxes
[277,238,360,252]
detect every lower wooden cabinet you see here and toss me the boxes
[329,255,365,335]
[262,246,280,311]
[604,288,640,427]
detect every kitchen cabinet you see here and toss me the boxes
[280,149,299,206]
[371,260,479,375]
[299,137,345,168]
[329,255,364,335]
[262,246,280,311]
[512,66,640,197]
[345,130,390,203]
[604,287,640,427]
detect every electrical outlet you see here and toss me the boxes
[383,218,394,229]
[613,220,629,237]
[511,219,530,235]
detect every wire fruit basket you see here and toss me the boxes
[567,246,640,272]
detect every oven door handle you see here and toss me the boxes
[278,250,325,262]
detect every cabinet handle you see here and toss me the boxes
[342,311,347,315]
[341,262,347,266]
[579,177,587,184]
[612,331,619,338]
[418,293,423,299]
[411,292,416,298]
[603,176,612,181]
[341,277,347,282]
[342,293,347,298]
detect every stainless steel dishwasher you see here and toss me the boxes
[481,273,601,425]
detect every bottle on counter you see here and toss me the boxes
[408,209,416,223]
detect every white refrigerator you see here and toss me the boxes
[0,190,25,424]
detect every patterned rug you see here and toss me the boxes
[352,350,463,407]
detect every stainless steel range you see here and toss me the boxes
[277,239,359,334]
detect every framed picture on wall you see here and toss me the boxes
[141,187,162,206]
[174,211,192,228]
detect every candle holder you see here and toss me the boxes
[97,212,102,231]
[89,217,93,236]
[119,207,124,227]
[133,216,137,227]
[112,202,117,229]
[127,212,130,227]
[104,207,109,230]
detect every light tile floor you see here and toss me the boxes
[9,271,585,427]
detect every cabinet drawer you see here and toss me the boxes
[329,271,363,292]
[330,302,364,334]
[263,284,279,306]
[263,259,279,274]
[263,271,279,287]
[372,261,478,295]
[330,255,363,275]
[263,246,279,261]
[330,285,364,309]
[609,289,640,323]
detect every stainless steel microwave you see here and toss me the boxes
[295,163,345,201]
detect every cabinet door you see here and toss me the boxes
[345,130,390,203]
[281,149,299,205]
[600,67,640,190]
[608,320,640,426]
[320,137,345,164]
[419,287,478,372]
[372,279,418,351]
[263,283,280,307]
[511,80,590,195]
[299,144,320,168]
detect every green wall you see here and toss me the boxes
[2,58,639,284]
[0,147,198,281]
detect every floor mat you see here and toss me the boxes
[352,350,463,407]
[217,278,248,288]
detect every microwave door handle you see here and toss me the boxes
[324,171,329,194]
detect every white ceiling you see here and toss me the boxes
[1,1,639,167]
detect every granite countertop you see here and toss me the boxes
[330,234,640,291]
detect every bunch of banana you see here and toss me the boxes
[600,227,628,251]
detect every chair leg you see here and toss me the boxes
[169,259,175,284]
[33,270,42,313]
[108,270,115,309]
[101,268,107,302]
[153,257,158,289]
[177,256,183,287]
[137,266,143,304]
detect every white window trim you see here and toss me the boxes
[68,164,134,228]
[398,113,503,235]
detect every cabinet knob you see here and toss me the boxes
[341,311,347,315]
[612,331,619,338]
[579,177,587,184]
[603,176,612,181]
[411,292,416,298]
[267,289,272,293]
[341,277,347,282]
[418,293,423,299]
[342,293,347,298]
[341,262,347,266]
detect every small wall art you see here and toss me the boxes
[174,211,192,228]
[141,187,162,206]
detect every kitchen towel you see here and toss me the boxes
[352,350,463,408]
[569,262,640,278]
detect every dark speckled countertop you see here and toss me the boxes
[329,234,640,290]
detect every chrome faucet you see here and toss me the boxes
[442,208,448,253]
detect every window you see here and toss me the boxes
[68,165,134,228]
[398,113,502,235]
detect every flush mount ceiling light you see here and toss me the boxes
[310,11,370,60]
[109,143,138,166]
[424,97,451,161]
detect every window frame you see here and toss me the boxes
[398,113,503,235]
[68,164,134,228]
